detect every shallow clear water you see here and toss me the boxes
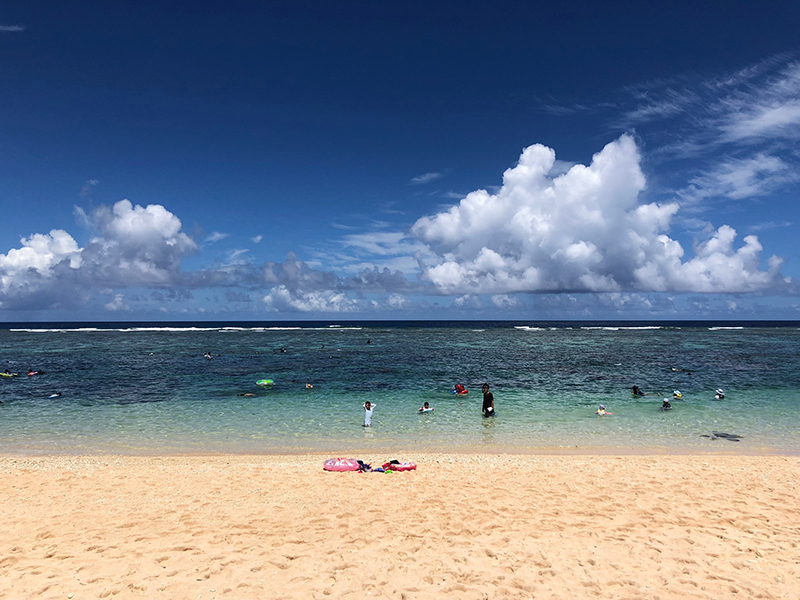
[1,322,798,454]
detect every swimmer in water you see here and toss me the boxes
[482,383,495,416]
[632,385,645,397]
[363,401,376,427]
[661,398,673,410]
[419,401,433,413]
[714,388,725,400]
[673,390,682,400]
[596,404,612,416]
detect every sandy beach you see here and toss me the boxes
[1,453,798,600]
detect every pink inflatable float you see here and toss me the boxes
[323,458,360,472]
[384,461,416,471]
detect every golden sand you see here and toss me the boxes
[2,454,798,599]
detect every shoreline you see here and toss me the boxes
[4,453,798,599]
[2,441,799,458]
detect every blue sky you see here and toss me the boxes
[1,1,799,320]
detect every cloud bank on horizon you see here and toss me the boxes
[0,134,791,316]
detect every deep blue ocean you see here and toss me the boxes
[1,321,798,455]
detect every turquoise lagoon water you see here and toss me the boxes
[1,321,798,455]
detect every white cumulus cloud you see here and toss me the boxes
[262,285,361,312]
[0,230,82,305]
[385,293,412,309]
[0,200,196,309]
[491,294,521,309]
[411,135,783,295]
[80,200,197,286]
[104,293,130,311]
[0,230,82,275]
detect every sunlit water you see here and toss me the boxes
[1,321,798,454]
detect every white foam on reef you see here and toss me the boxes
[708,327,745,331]
[217,327,303,331]
[10,326,308,333]
[122,327,220,332]
[9,325,364,333]
[579,326,663,331]
[514,326,545,331]
[11,328,101,333]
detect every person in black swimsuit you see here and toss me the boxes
[482,383,495,416]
